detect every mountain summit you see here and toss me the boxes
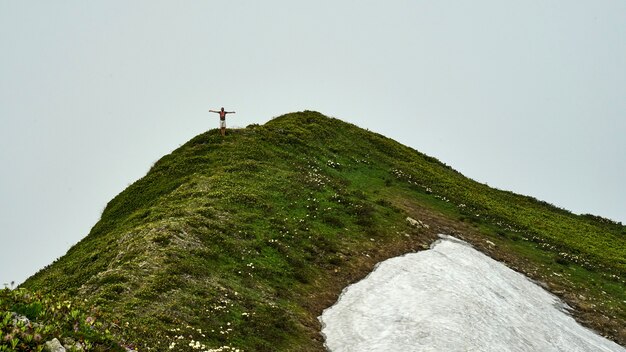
[22,111,625,350]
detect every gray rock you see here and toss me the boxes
[406,216,420,227]
[44,338,66,352]
[11,312,31,327]
[63,337,84,351]
[406,216,429,229]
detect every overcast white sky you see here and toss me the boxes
[1,1,624,286]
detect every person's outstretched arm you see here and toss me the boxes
[209,110,219,113]
[226,111,236,114]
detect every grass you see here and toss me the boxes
[20,111,625,350]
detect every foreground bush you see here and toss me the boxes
[0,288,125,351]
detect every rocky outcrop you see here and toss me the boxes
[406,216,430,229]
[44,338,65,352]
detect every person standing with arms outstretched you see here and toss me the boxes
[209,107,236,136]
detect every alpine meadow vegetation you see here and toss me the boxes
[0,288,125,351]
[13,111,625,351]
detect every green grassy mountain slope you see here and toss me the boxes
[22,111,625,351]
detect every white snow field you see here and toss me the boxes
[320,235,625,352]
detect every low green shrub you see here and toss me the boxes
[0,288,125,351]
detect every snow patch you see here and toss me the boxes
[320,235,624,352]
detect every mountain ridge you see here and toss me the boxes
[22,111,625,351]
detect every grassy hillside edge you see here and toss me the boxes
[21,111,625,351]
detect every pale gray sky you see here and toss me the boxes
[1,1,624,286]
